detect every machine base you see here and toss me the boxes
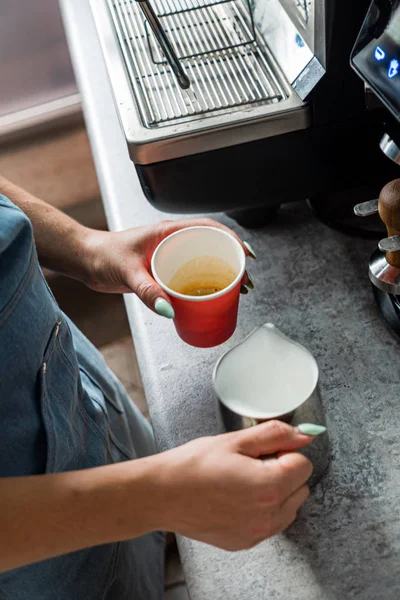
[225,204,281,229]
[373,285,400,339]
[136,115,399,218]
[307,187,386,239]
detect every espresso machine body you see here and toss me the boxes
[91,0,399,216]
[351,0,400,335]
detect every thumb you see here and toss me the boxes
[127,267,175,319]
[233,420,315,458]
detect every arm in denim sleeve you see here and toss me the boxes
[0,175,91,280]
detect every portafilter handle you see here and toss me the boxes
[354,180,400,266]
[354,179,400,295]
[377,179,400,268]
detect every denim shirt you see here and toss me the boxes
[0,195,163,599]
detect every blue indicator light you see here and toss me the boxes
[374,46,386,61]
[388,59,399,79]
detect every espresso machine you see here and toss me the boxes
[351,0,400,337]
[90,0,398,225]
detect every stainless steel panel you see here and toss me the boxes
[253,0,325,98]
[275,1,326,67]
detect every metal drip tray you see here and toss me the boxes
[108,0,287,127]
[90,0,312,163]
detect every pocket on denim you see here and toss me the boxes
[39,320,113,473]
[79,367,134,462]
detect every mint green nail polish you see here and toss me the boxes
[244,241,257,260]
[240,285,249,295]
[297,423,327,436]
[155,298,175,319]
[246,274,255,290]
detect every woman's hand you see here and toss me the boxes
[152,420,315,551]
[80,218,256,317]
[0,420,320,573]
[0,177,256,315]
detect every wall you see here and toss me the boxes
[0,0,77,117]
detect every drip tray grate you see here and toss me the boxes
[145,0,257,61]
[108,0,287,127]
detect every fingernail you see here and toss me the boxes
[246,274,255,290]
[297,423,327,436]
[155,298,175,319]
[244,241,257,260]
[240,285,249,295]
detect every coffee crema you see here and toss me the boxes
[168,256,237,297]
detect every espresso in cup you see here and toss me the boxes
[168,256,237,297]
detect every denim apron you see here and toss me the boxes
[0,195,164,599]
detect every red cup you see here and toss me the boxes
[151,226,246,348]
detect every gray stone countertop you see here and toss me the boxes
[61,1,400,597]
